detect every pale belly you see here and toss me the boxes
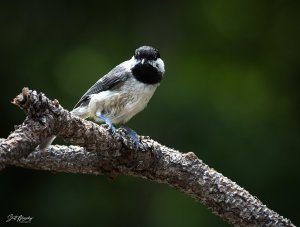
[87,80,159,124]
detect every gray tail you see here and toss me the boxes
[38,135,56,150]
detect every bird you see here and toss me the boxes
[39,45,165,150]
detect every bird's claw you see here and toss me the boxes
[129,136,140,151]
[121,126,145,151]
[95,113,145,150]
[103,123,116,134]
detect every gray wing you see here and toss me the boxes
[73,64,130,109]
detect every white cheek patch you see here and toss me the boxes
[149,58,165,74]
[122,57,138,71]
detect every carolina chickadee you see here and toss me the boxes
[39,46,165,150]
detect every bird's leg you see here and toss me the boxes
[95,112,116,135]
[120,125,142,150]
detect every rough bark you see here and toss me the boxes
[0,88,295,227]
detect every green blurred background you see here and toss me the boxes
[1,1,299,226]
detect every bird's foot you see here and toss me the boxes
[121,125,144,151]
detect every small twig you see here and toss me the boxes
[0,88,295,227]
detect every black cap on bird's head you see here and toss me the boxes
[134,46,161,61]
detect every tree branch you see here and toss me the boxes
[0,88,295,227]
